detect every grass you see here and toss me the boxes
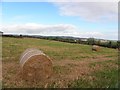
[2,37,118,88]
[68,68,118,88]
[2,37,117,61]
[68,58,118,88]
[89,59,118,67]
[92,68,118,88]
[53,65,71,74]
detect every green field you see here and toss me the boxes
[2,37,118,88]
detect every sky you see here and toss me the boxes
[1,1,118,40]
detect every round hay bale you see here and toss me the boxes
[92,45,100,51]
[20,48,53,82]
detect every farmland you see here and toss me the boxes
[2,37,118,88]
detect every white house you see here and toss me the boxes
[100,39,108,43]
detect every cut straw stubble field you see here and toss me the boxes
[2,37,118,88]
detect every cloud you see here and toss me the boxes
[49,0,119,2]
[1,23,78,36]
[2,0,119,2]
[103,31,118,40]
[78,32,104,38]
[1,23,117,40]
[53,2,118,22]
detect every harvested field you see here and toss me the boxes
[2,37,118,88]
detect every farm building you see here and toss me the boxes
[80,38,88,42]
[0,31,3,36]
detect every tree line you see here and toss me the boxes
[3,34,119,49]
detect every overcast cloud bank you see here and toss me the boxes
[1,23,117,40]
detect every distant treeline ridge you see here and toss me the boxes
[2,34,120,49]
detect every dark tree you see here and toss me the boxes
[87,38,95,45]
